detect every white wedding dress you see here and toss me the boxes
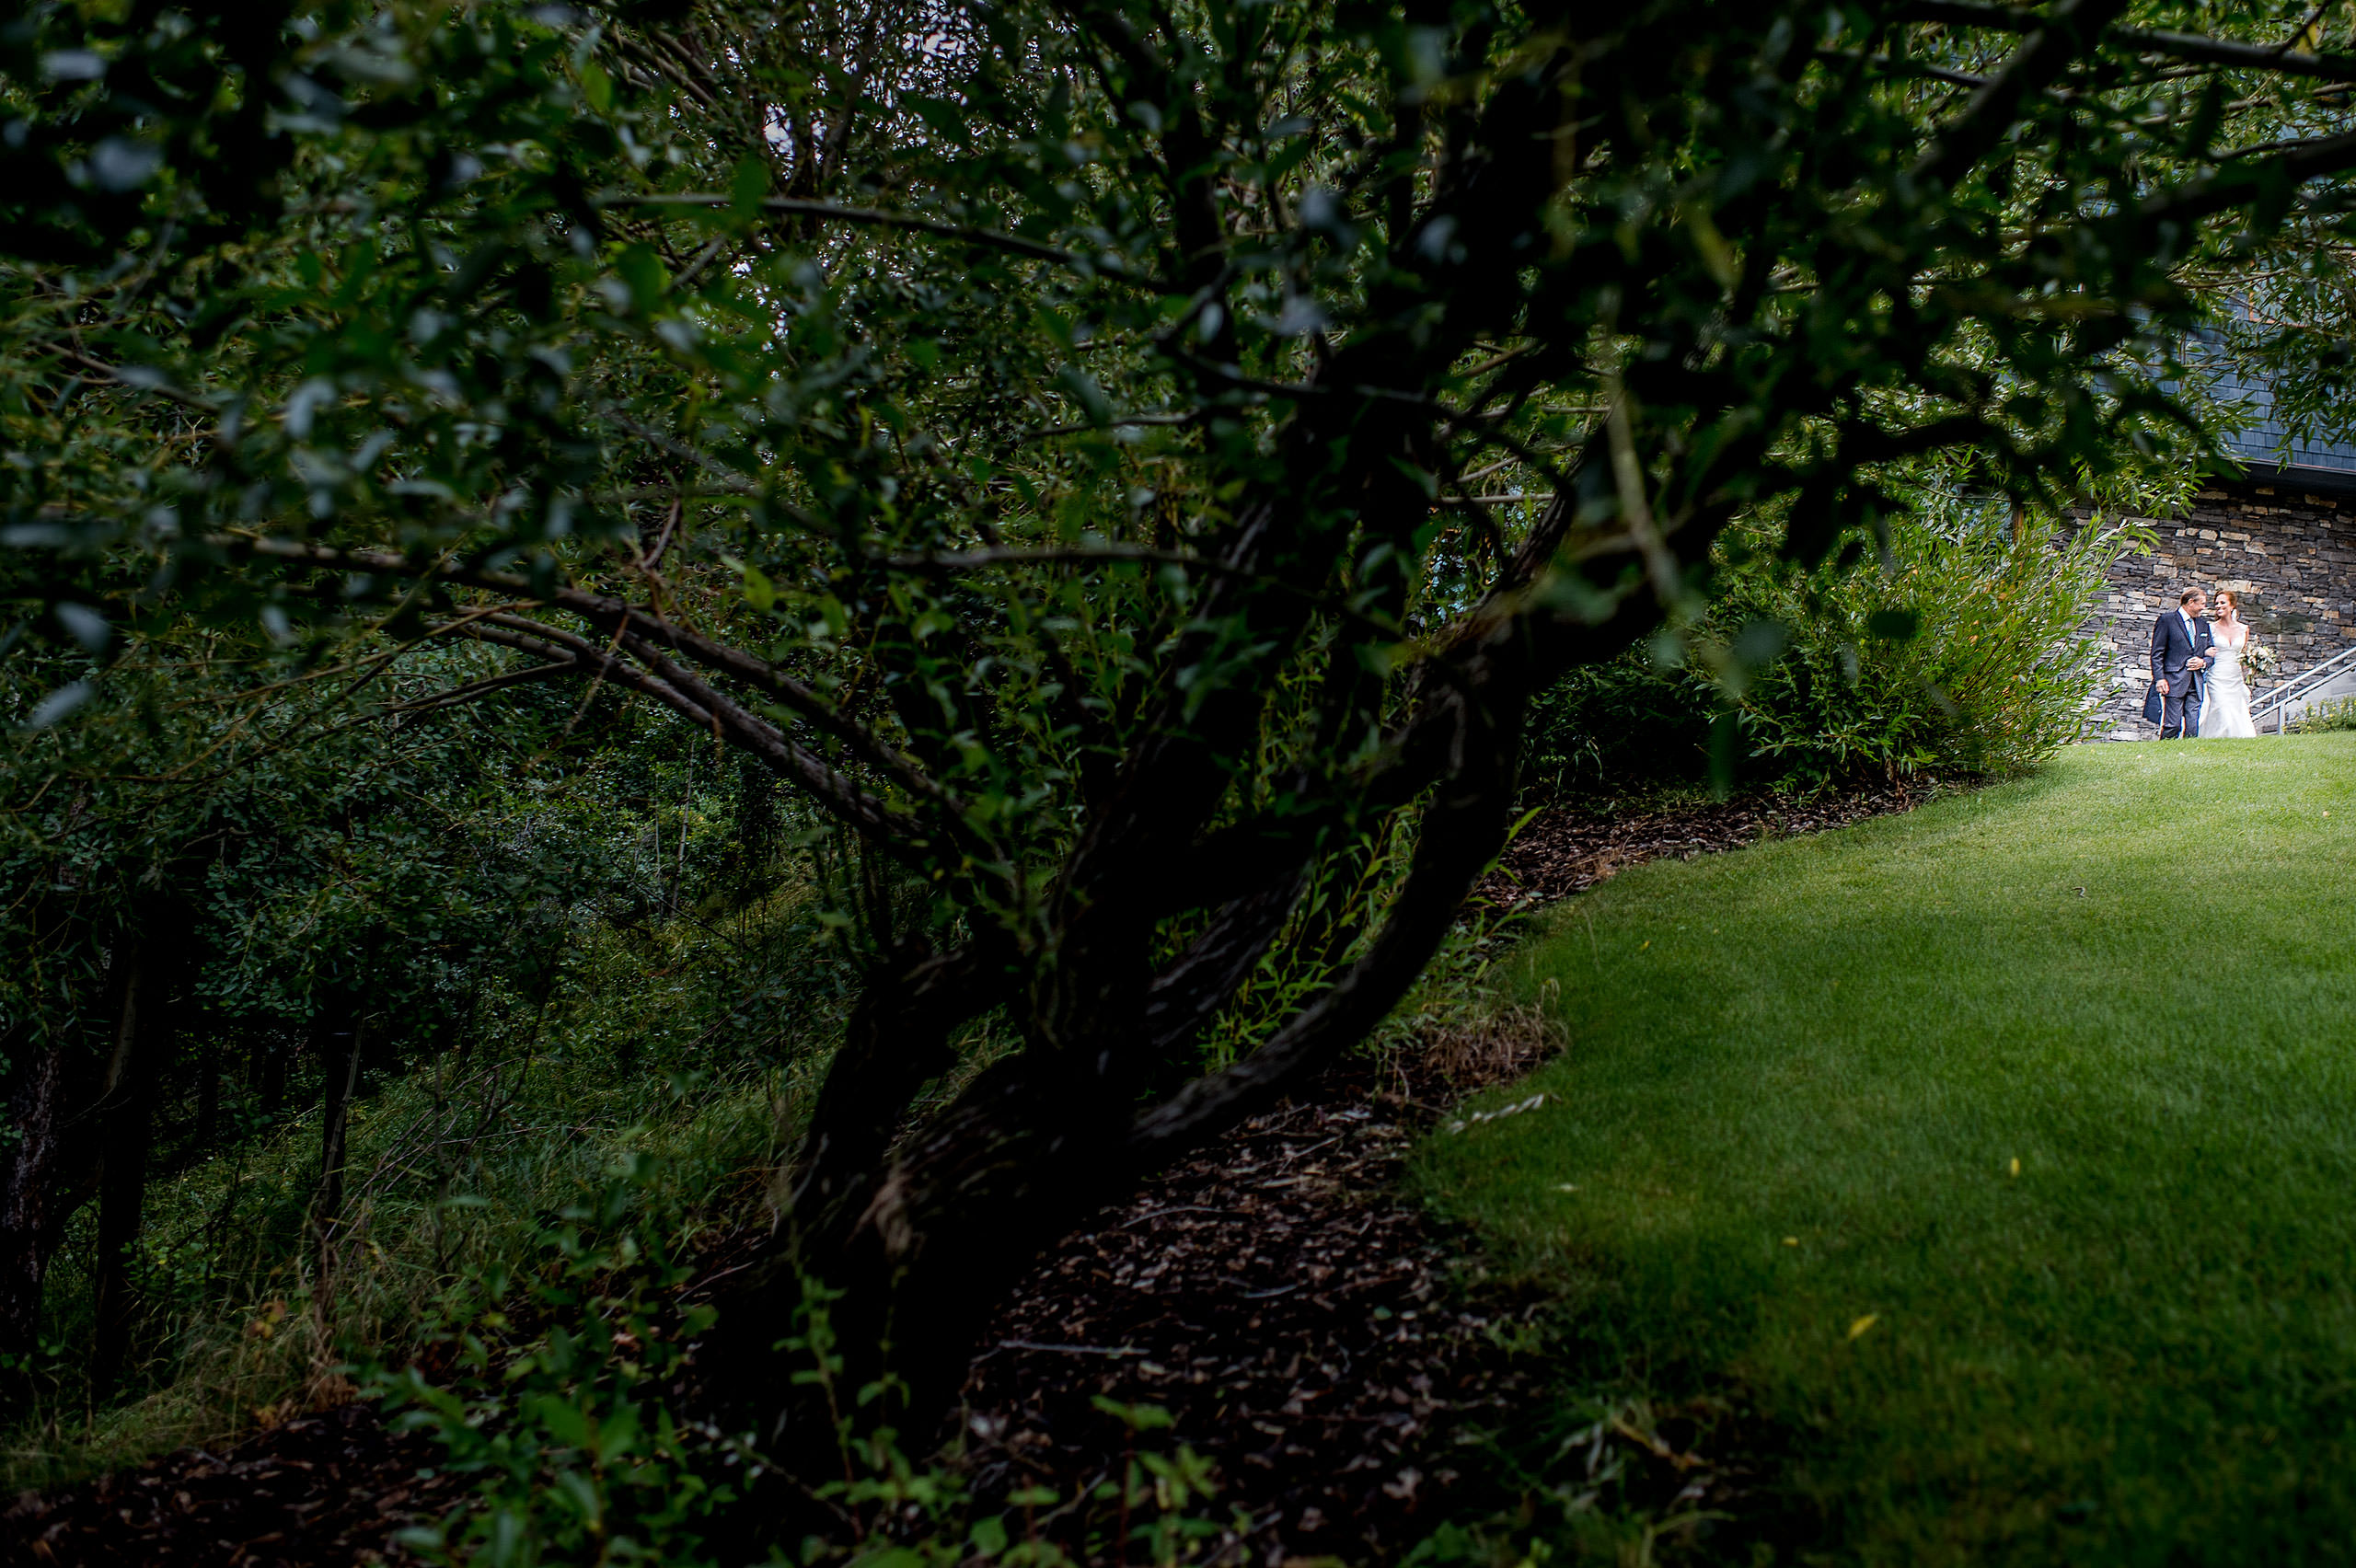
[2200,632,2257,738]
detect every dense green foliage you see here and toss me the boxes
[375,1157,742,1568]
[0,636,845,1464]
[1525,499,2163,795]
[1423,736,2356,1565]
[1,0,2334,1019]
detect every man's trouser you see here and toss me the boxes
[2160,684,2201,739]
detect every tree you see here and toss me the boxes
[8,0,2356,1505]
[0,632,637,1403]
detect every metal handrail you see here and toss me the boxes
[2251,641,2356,733]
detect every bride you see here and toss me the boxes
[2200,589,2258,738]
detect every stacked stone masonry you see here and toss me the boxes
[2079,481,2356,741]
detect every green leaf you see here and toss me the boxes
[722,555,777,612]
[553,1467,605,1525]
[1867,608,1922,641]
[615,244,668,316]
[579,58,613,113]
[729,152,769,219]
[852,1551,929,1568]
[1090,1394,1174,1431]
[527,1392,595,1449]
[902,94,968,140]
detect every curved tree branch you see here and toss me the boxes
[451,618,716,729]
[601,193,1121,274]
[1911,0,2135,191]
[1905,4,2356,83]
[1140,871,1310,1057]
[440,612,924,853]
[376,659,583,718]
[216,535,957,838]
[2131,129,2356,228]
[1126,695,1518,1164]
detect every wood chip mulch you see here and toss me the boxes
[1,1402,467,1566]
[2,781,1934,1567]
[1480,779,1944,908]
[959,1024,1558,1566]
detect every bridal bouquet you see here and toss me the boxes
[2243,640,2280,687]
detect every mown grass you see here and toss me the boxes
[1418,734,2356,1565]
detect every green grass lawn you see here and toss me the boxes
[1419,734,2356,1565]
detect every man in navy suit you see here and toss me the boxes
[2150,586,2214,740]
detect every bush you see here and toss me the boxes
[372,1158,1245,1568]
[1525,502,2147,796]
[373,1155,741,1568]
[2296,697,2356,733]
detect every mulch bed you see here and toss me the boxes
[1481,779,1942,910]
[3,781,1936,1567]
[960,1024,1557,1565]
[1,1403,468,1566]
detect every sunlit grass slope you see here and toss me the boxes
[1420,735,2356,1565]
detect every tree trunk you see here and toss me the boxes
[311,999,365,1283]
[191,1035,220,1158]
[690,554,1567,1552]
[92,897,192,1399]
[0,1036,69,1406]
[708,697,1526,1547]
[89,949,153,1401]
[91,1089,159,1395]
[707,1046,1145,1547]
[254,1032,288,1121]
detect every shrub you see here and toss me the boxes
[2296,697,2356,733]
[1525,502,2148,796]
[371,1156,744,1568]
[373,1158,1243,1568]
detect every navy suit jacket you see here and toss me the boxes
[2151,611,2213,698]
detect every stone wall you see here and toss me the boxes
[2081,481,2356,741]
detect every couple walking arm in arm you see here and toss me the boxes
[2148,587,2258,740]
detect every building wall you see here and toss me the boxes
[2082,480,2356,741]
